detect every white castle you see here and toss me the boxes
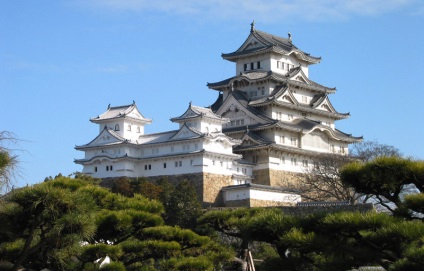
[75,24,361,207]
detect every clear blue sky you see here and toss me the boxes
[1,1,423,188]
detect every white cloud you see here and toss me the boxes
[80,0,421,21]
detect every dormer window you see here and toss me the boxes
[114,124,120,131]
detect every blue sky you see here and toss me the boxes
[1,0,423,188]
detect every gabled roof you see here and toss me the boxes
[216,90,275,125]
[90,101,152,124]
[170,102,229,123]
[223,117,362,143]
[207,70,335,94]
[169,123,205,140]
[75,127,127,150]
[221,24,320,64]
[249,87,350,120]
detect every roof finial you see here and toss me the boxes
[288,32,292,41]
[250,20,255,32]
[189,101,192,107]
[132,100,135,105]
[107,103,111,109]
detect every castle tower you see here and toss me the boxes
[208,23,362,187]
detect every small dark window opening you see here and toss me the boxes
[250,62,254,70]
[244,64,247,71]
[148,165,151,170]
[163,163,167,168]
[257,61,261,69]
[106,166,109,171]
[145,165,147,170]
[94,166,97,172]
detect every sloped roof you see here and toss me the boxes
[207,70,335,94]
[216,90,275,124]
[90,102,152,124]
[221,25,320,64]
[224,117,362,143]
[249,90,350,120]
[171,103,228,123]
[75,127,127,150]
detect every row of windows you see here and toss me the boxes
[330,145,346,154]
[144,160,193,171]
[228,119,245,127]
[279,157,309,167]
[278,136,298,146]
[141,144,200,155]
[244,61,261,71]
[277,61,295,71]
[113,124,141,133]
[276,112,294,121]
[94,165,113,172]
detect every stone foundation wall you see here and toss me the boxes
[253,169,304,188]
[202,173,233,207]
[140,173,232,207]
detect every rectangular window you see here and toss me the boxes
[179,161,182,167]
[288,114,293,120]
[250,62,254,70]
[253,155,258,163]
[281,156,285,164]
[148,165,151,170]
[244,63,247,71]
[302,96,308,103]
[257,61,261,69]
[279,135,285,144]
[291,158,297,165]
[291,137,297,146]
[175,161,178,167]
[302,160,308,167]
[110,165,113,171]
[106,166,109,171]
[249,91,257,97]
[145,165,148,170]
[163,163,167,168]
[94,166,97,172]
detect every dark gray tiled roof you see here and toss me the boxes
[221,27,320,64]
[171,103,225,122]
[207,70,335,94]
[90,102,152,123]
[75,127,127,150]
